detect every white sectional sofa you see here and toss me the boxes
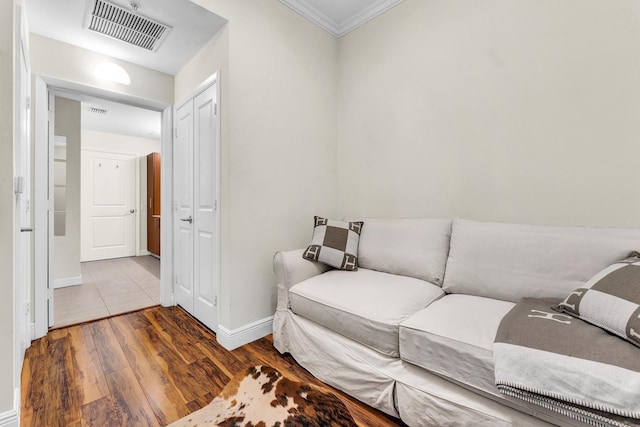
[272,218,640,426]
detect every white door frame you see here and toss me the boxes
[33,77,50,338]
[33,77,174,338]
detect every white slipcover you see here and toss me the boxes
[289,268,444,357]
[443,219,640,302]
[343,217,452,284]
[400,294,515,394]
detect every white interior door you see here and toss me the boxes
[81,151,137,261]
[173,79,219,332]
[193,84,218,329]
[15,11,31,377]
[174,101,194,312]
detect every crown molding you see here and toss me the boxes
[280,0,404,38]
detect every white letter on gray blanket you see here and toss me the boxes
[527,310,572,324]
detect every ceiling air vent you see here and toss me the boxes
[85,0,172,52]
[88,107,109,115]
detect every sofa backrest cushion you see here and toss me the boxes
[442,219,640,302]
[343,218,452,285]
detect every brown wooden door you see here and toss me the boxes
[147,152,161,256]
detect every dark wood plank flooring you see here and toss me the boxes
[21,306,405,427]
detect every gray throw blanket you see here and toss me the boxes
[494,298,640,427]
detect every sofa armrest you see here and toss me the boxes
[273,249,331,309]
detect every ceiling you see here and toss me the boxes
[55,91,161,139]
[27,0,402,138]
[81,96,162,139]
[26,0,227,75]
[280,0,404,37]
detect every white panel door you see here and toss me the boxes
[15,17,31,376]
[174,101,194,313]
[173,81,219,332]
[81,151,136,261]
[193,83,218,330]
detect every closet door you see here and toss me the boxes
[192,83,218,330]
[173,101,194,313]
[173,80,219,333]
[147,152,161,256]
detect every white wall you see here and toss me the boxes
[53,97,82,283]
[30,34,174,107]
[82,130,160,155]
[0,0,16,416]
[178,0,339,330]
[337,0,640,228]
[82,130,161,256]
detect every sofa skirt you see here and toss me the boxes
[274,308,584,427]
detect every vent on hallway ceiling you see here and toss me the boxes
[88,107,109,115]
[85,0,172,52]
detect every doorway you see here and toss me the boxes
[42,89,166,329]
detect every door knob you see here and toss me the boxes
[129,209,136,214]
[180,216,193,223]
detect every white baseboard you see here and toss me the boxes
[54,275,83,289]
[0,389,19,427]
[138,249,151,256]
[217,316,273,351]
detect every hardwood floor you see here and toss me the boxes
[21,306,406,427]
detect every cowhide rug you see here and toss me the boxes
[167,365,358,427]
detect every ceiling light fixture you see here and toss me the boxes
[94,62,131,85]
[129,1,140,12]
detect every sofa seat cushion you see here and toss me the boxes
[289,269,444,357]
[399,294,515,393]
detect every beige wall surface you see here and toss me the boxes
[82,129,160,154]
[179,0,339,330]
[337,0,640,228]
[54,97,82,282]
[30,34,174,107]
[0,0,16,414]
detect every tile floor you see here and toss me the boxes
[53,256,161,328]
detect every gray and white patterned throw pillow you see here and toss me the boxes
[557,251,640,347]
[302,216,364,271]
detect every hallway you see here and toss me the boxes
[53,256,161,328]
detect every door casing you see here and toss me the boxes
[33,78,174,338]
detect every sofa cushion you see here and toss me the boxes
[557,251,640,347]
[343,218,452,285]
[443,219,640,303]
[399,294,515,393]
[289,268,444,357]
[303,216,364,271]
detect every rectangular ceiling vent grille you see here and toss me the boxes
[86,0,171,52]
